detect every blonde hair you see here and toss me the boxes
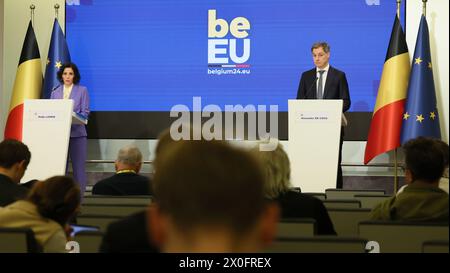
[253,143,291,199]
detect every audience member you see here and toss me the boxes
[371,137,449,221]
[253,143,336,235]
[148,140,280,252]
[92,145,152,195]
[397,138,449,195]
[0,176,81,252]
[0,139,31,207]
[99,129,175,252]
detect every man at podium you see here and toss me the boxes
[296,42,351,189]
[51,63,90,195]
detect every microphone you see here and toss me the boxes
[305,77,318,99]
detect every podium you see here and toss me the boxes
[21,99,86,182]
[288,99,343,192]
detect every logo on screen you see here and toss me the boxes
[207,10,251,75]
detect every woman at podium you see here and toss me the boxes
[51,63,90,196]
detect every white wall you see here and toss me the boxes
[0,0,5,133]
[2,1,448,176]
[406,0,449,142]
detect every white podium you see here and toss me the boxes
[21,99,85,182]
[288,99,343,192]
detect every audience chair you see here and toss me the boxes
[80,204,147,217]
[353,194,391,209]
[83,195,152,205]
[359,221,449,253]
[74,231,104,253]
[276,218,316,238]
[422,240,449,253]
[325,189,385,200]
[303,192,326,200]
[327,208,371,236]
[322,199,361,209]
[266,236,368,253]
[0,227,41,253]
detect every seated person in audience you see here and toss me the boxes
[0,139,31,207]
[253,143,337,235]
[99,210,158,253]
[371,137,449,222]
[0,176,81,252]
[92,145,153,195]
[148,139,280,252]
[398,139,449,195]
[99,129,175,253]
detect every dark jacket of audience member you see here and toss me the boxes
[275,190,337,234]
[92,172,152,196]
[253,143,337,235]
[99,210,158,253]
[0,139,31,206]
[92,145,153,196]
[0,174,28,207]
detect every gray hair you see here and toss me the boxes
[311,42,330,53]
[117,145,142,166]
[253,143,291,199]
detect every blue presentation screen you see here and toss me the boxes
[66,0,405,112]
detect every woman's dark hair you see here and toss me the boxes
[27,176,81,227]
[57,62,81,84]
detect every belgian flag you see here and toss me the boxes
[4,21,42,140]
[364,15,410,164]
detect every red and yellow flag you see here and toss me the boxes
[4,21,42,140]
[364,15,410,164]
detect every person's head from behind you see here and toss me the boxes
[435,139,449,178]
[311,41,330,69]
[27,176,81,227]
[115,145,143,173]
[0,139,31,183]
[253,143,292,199]
[403,137,447,185]
[57,62,81,86]
[148,140,279,252]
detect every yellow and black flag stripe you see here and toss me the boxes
[364,15,410,164]
[4,21,42,141]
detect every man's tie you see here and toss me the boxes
[317,70,325,99]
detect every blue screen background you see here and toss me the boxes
[66,0,406,112]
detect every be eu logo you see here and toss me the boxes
[207,10,251,75]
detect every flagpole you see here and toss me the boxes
[30,4,35,27]
[393,0,402,195]
[394,148,399,193]
[55,4,60,20]
[422,0,427,17]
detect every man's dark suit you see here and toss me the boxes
[92,172,153,196]
[296,66,351,189]
[99,210,159,253]
[0,174,28,207]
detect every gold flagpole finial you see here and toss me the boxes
[422,0,428,17]
[396,0,401,19]
[54,4,60,20]
[30,4,36,27]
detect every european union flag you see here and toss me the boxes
[42,18,71,99]
[401,15,441,144]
